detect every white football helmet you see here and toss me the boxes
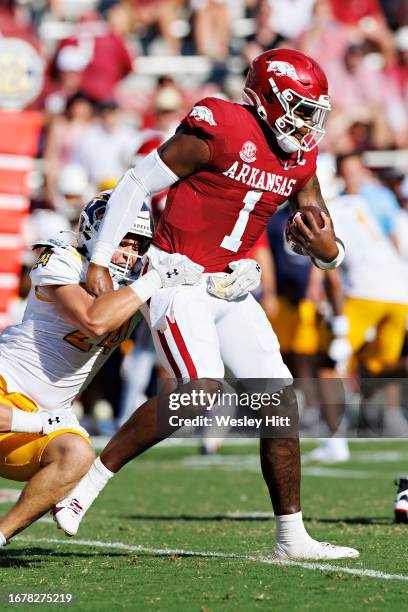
[77,191,153,283]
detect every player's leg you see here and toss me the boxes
[394,476,408,523]
[54,283,225,534]
[270,298,321,430]
[361,303,408,435]
[0,432,94,542]
[217,295,358,559]
[362,303,407,374]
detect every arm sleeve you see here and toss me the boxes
[92,150,179,267]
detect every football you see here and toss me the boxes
[285,205,324,255]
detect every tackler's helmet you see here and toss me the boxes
[77,191,154,283]
[243,49,331,153]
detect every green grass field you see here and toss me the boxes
[1,440,407,611]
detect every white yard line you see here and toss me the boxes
[302,466,376,478]
[15,535,408,582]
[90,436,408,450]
[180,454,383,477]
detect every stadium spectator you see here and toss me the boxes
[392,173,408,271]
[0,0,41,49]
[337,153,401,248]
[46,45,92,115]
[74,98,139,189]
[190,0,230,83]
[298,0,351,70]
[266,0,316,40]
[329,0,384,26]
[53,163,92,225]
[44,92,95,201]
[243,0,287,66]
[151,86,184,135]
[325,42,392,143]
[327,183,408,436]
[384,26,408,147]
[54,6,133,102]
[129,0,183,55]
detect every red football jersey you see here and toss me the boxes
[153,97,317,272]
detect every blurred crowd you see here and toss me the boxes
[3,0,408,452]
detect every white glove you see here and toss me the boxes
[39,409,89,437]
[207,259,261,301]
[149,252,204,288]
[328,337,352,363]
[328,315,352,366]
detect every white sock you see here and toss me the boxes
[0,530,8,546]
[63,456,114,511]
[275,511,312,548]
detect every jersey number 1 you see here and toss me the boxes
[221,190,262,252]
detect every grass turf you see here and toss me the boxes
[0,440,407,611]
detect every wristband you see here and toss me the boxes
[91,240,116,267]
[129,269,162,302]
[331,315,349,337]
[313,238,345,270]
[11,408,42,433]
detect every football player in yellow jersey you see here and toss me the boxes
[0,192,209,545]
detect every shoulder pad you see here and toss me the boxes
[31,238,71,252]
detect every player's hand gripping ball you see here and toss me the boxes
[285,206,324,255]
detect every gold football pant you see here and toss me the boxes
[344,298,408,373]
[0,375,90,482]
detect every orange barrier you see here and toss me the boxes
[0,111,41,328]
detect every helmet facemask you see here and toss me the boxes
[243,78,331,154]
[77,195,153,285]
[109,233,151,284]
[269,77,331,153]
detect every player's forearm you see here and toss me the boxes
[83,287,142,337]
[92,151,179,267]
[83,270,163,337]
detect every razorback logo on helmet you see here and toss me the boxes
[239,141,257,163]
[266,61,299,81]
[189,105,217,126]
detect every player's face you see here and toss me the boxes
[111,236,140,270]
[292,105,316,143]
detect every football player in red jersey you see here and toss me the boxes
[54,49,358,559]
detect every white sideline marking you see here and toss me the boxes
[15,536,408,582]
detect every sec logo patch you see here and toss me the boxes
[239,141,257,163]
[0,38,44,110]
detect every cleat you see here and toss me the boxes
[272,539,359,560]
[302,439,350,464]
[52,498,85,537]
[394,477,408,524]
